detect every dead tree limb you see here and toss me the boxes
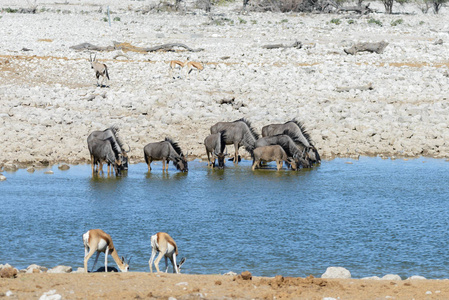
[262,41,302,49]
[344,41,388,55]
[336,83,373,92]
[70,42,204,53]
[337,3,372,14]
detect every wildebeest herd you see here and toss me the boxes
[87,118,320,175]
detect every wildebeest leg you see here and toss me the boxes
[233,142,239,163]
[276,160,283,171]
[251,159,259,171]
[147,157,152,172]
[205,148,211,167]
[162,159,166,171]
[91,155,95,174]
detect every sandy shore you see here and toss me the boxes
[2,272,449,299]
[1,1,449,168]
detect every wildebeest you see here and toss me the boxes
[87,126,129,175]
[143,137,188,172]
[204,131,227,168]
[262,119,320,163]
[255,133,311,169]
[252,145,297,171]
[210,118,259,163]
[87,126,128,176]
[89,53,110,87]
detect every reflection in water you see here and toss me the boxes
[2,158,449,279]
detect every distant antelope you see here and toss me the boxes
[169,60,187,79]
[149,232,186,274]
[89,53,110,87]
[83,229,130,273]
[186,61,204,79]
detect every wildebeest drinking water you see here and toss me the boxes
[255,132,311,169]
[262,119,320,164]
[87,126,129,176]
[143,137,188,172]
[252,145,298,171]
[204,131,228,169]
[210,118,259,163]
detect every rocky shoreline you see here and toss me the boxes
[1,1,449,168]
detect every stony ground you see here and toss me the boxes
[1,1,449,168]
[2,272,449,299]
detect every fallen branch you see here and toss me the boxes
[70,42,204,53]
[337,3,372,14]
[336,83,373,92]
[113,53,131,60]
[344,41,388,55]
[262,41,302,50]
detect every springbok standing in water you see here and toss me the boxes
[83,229,130,273]
[89,53,109,87]
[149,232,186,274]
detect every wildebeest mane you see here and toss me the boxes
[281,129,305,147]
[286,119,312,144]
[234,118,260,140]
[165,137,183,155]
[219,131,226,153]
[105,126,125,151]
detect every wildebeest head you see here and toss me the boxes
[114,156,122,176]
[287,157,298,171]
[214,147,228,169]
[174,155,188,172]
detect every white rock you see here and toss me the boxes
[321,267,351,279]
[0,175,6,181]
[39,290,62,300]
[381,274,402,280]
[407,275,426,280]
[47,265,72,273]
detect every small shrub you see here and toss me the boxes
[3,7,18,13]
[330,18,341,25]
[102,17,108,22]
[239,17,247,24]
[419,21,425,25]
[347,19,356,24]
[280,19,288,23]
[113,16,121,21]
[390,18,403,26]
[251,19,257,24]
[368,18,382,26]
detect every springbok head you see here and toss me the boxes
[120,256,131,272]
[177,257,186,273]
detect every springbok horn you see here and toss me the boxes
[128,256,132,265]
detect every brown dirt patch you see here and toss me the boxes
[1,273,449,299]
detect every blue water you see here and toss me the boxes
[1,157,449,279]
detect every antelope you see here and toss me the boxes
[186,61,204,79]
[89,53,110,87]
[169,60,187,79]
[149,232,186,274]
[83,229,130,273]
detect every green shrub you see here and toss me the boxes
[390,18,403,26]
[368,18,382,26]
[330,18,341,25]
[280,19,288,23]
[239,17,247,24]
[113,16,121,21]
[3,7,18,13]
[102,17,108,22]
[347,19,356,24]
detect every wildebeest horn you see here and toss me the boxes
[126,144,131,152]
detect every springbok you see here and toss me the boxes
[169,60,187,79]
[149,232,186,274]
[83,229,130,273]
[186,61,204,79]
[89,53,109,87]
